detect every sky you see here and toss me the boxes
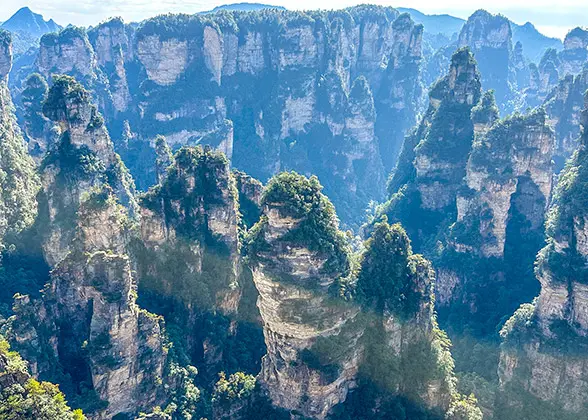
[1,0,587,39]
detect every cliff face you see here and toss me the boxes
[11,192,169,419]
[544,68,588,170]
[457,10,517,113]
[16,6,425,225]
[247,172,480,419]
[246,172,359,419]
[36,75,136,266]
[134,144,252,378]
[559,27,588,77]
[453,107,553,259]
[0,31,40,250]
[436,105,553,314]
[9,77,168,419]
[497,93,588,420]
[384,47,481,251]
[37,27,97,83]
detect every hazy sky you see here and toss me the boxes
[1,0,587,39]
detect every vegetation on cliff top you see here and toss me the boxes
[247,171,350,276]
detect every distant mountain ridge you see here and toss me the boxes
[397,7,465,36]
[398,7,562,62]
[1,7,62,55]
[1,7,61,38]
[203,2,286,13]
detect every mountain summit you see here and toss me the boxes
[1,7,61,38]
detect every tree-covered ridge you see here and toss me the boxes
[0,337,85,420]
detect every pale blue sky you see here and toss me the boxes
[2,0,587,39]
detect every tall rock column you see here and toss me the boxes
[383,47,482,252]
[247,172,361,419]
[458,10,517,113]
[9,75,169,419]
[497,93,588,420]
[134,145,246,378]
[38,75,136,266]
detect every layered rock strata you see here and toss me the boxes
[497,92,588,420]
[18,6,426,224]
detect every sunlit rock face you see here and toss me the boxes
[10,193,169,420]
[247,173,475,419]
[456,107,554,259]
[13,6,425,225]
[247,173,360,419]
[497,93,588,420]
[35,76,136,267]
[8,75,168,419]
[544,68,588,170]
[559,27,588,77]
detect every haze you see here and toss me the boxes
[1,0,587,39]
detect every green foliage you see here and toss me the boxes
[247,171,350,276]
[356,220,425,317]
[0,83,41,251]
[471,90,499,126]
[0,337,85,420]
[162,363,200,420]
[212,372,255,404]
[43,75,91,124]
[499,302,536,343]
[446,394,483,420]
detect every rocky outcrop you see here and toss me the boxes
[11,189,168,419]
[20,72,58,161]
[530,28,588,109]
[0,31,40,250]
[37,75,136,266]
[88,18,132,113]
[137,146,240,310]
[436,105,553,314]
[457,10,517,112]
[544,67,588,170]
[497,93,588,419]
[247,173,480,419]
[37,27,96,82]
[454,107,553,259]
[346,221,474,417]
[7,74,168,419]
[384,47,481,251]
[559,27,588,77]
[247,172,360,418]
[133,145,251,379]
